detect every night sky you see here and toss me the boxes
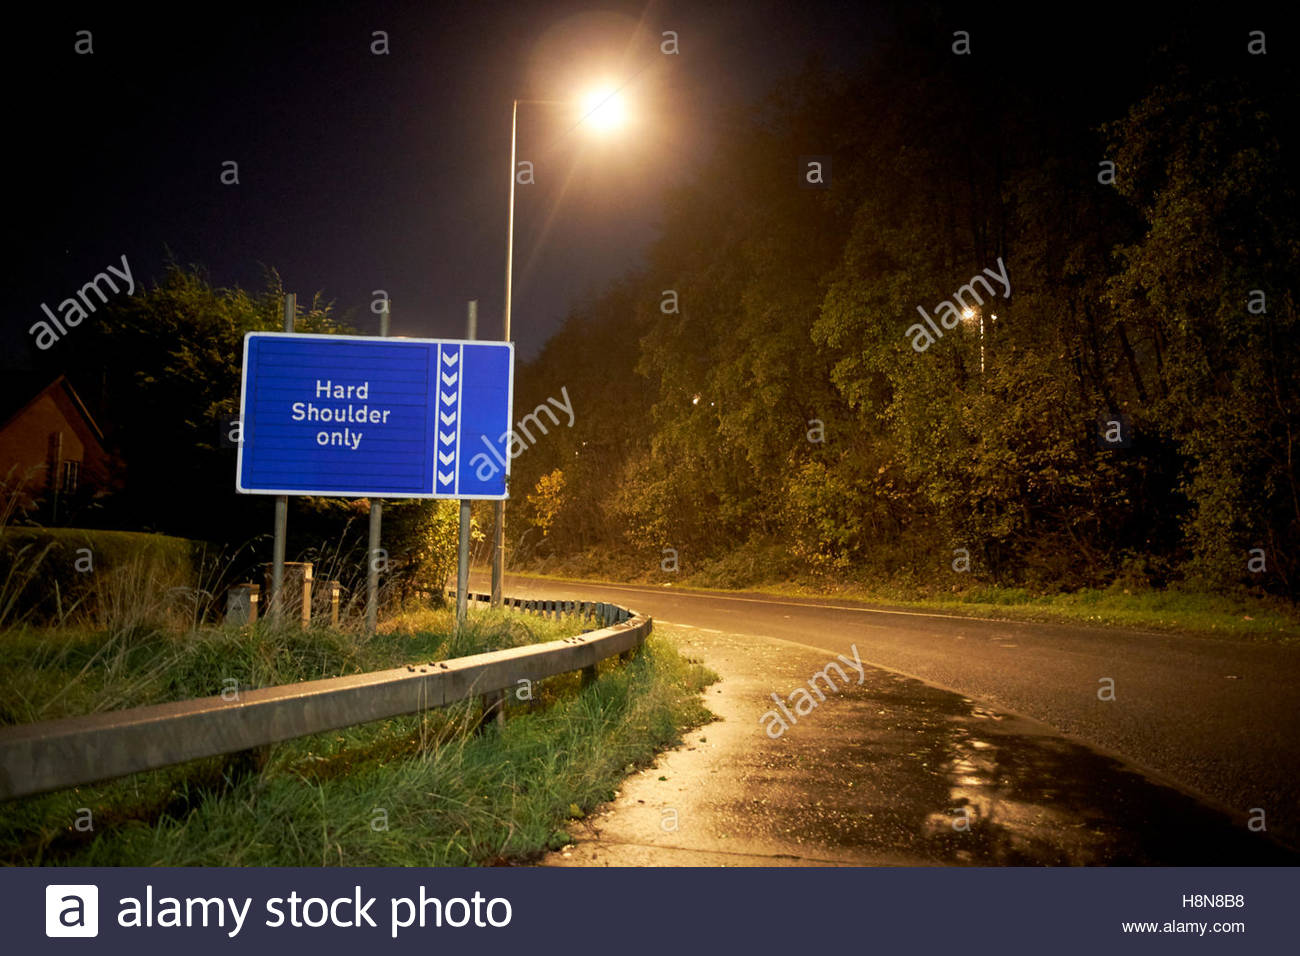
[4,1,878,365]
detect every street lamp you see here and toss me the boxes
[491,86,631,606]
[579,86,627,131]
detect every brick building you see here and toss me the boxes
[0,375,117,522]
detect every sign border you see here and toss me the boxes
[235,331,515,500]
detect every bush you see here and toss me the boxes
[379,501,461,607]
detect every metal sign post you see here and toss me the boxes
[365,301,391,635]
[456,301,477,631]
[269,292,295,624]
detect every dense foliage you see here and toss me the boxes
[510,13,1299,597]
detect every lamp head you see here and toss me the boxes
[579,85,627,132]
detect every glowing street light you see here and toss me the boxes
[579,85,627,131]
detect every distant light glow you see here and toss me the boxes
[580,86,627,131]
[962,308,975,320]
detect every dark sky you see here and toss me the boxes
[4,0,879,366]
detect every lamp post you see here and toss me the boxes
[987,313,996,374]
[491,99,522,608]
[492,86,628,606]
[962,307,986,375]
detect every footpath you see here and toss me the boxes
[541,624,1296,866]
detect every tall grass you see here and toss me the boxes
[1,635,715,866]
[0,541,57,631]
[0,599,583,727]
[0,510,544,725]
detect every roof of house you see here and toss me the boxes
[0,373,105,442]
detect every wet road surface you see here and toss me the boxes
[468,572,1300,859]
[542,625,1296,865]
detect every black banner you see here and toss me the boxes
[6,866,1295,954]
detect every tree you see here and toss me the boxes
[57,262,348,544]
[1104,65,1300,592]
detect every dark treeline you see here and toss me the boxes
[511,8,1299,597]
[34,265,460,600]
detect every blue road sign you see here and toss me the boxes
[236,332,514,499]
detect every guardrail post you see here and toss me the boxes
[301,564,313,627]
[227,744,271,785]
[262,562,312,628]
[328,580,341,626]
[477,690,506,733]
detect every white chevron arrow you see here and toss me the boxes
[440,430,455,444]
[441,371,458,387]
[440,409,456,425]
[439,450,454,466]
[438,471,453,485]
[442,351,459,367]
[441,390,456,405]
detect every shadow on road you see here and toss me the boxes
[787,673,1295,865]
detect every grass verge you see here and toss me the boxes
[0,630,717,865]
[503,562,1300,642]
[0,607,576,725]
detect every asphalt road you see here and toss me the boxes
[475,572,1300,848]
